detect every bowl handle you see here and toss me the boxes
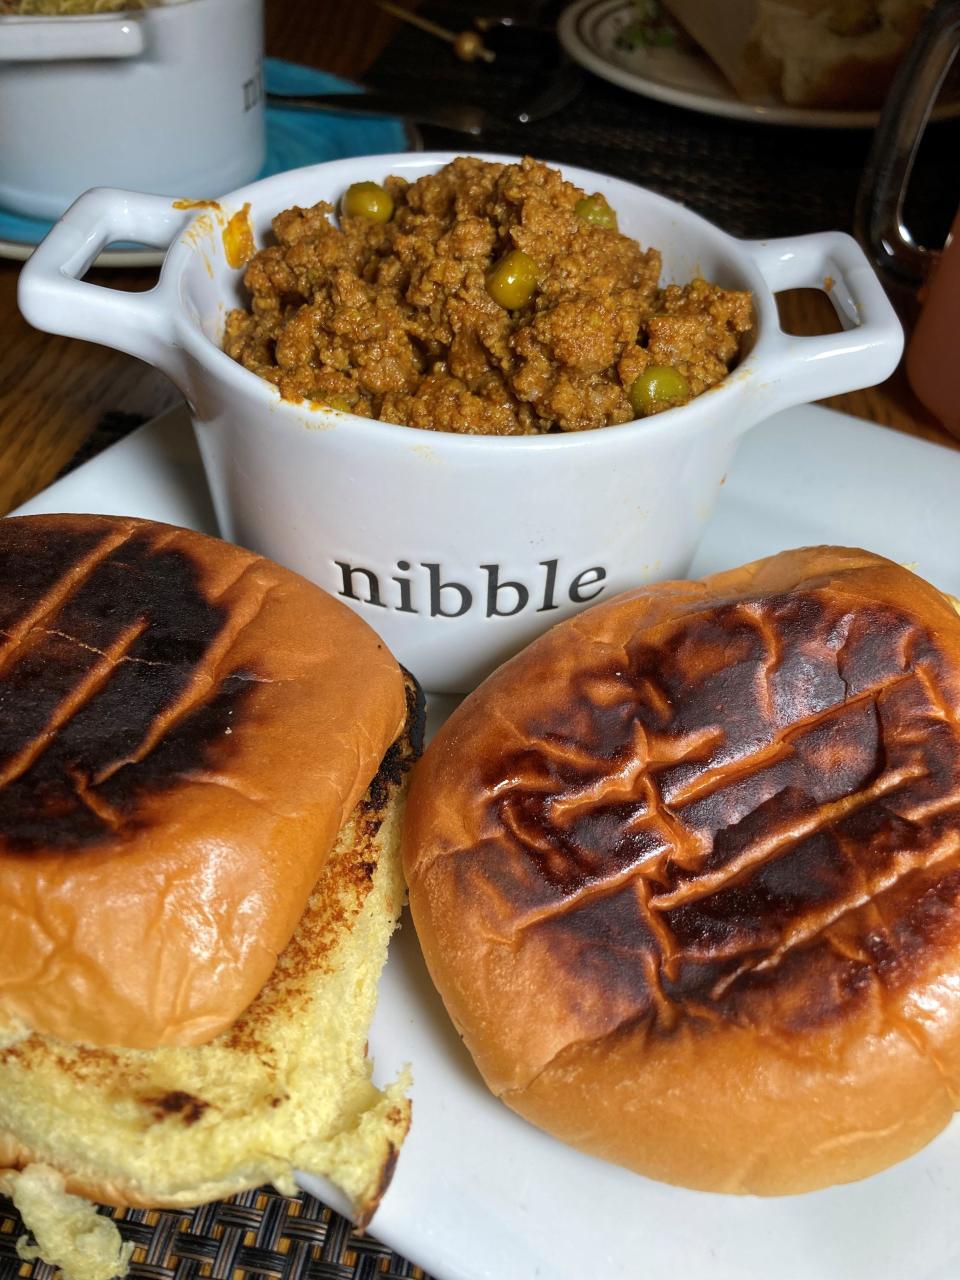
[740,231,904,415]
[0,15,146,61]
[18,187,192,383]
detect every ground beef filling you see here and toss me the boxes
[224,156,754,436]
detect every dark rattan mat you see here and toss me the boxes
[0,406,434,1280]
[1,1188,429,1279]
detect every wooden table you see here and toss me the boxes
[0,0,952,518]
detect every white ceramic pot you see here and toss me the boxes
[18,153,904,693]
[0,0,265,220]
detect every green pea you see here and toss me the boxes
[486,249,539,310]
[342,181,394,223]
[574,194,617,230]
[629,365,691,417]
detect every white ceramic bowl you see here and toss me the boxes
[0,0,265,220]
[18,152,903,692]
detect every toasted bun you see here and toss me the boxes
[752,0,928,108]
[661,0,928,108]
[0,514,408,1051]
[403,547,960,1195]
[1,680,423,1247]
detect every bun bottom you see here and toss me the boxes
[0,678,424,1257]
[503,1007,955,1195]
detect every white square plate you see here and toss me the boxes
[13,403,960,1280]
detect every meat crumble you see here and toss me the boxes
[224,156,753,436]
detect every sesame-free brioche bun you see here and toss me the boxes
[0,513,408,1051]
[0,513,425,1277]
[0,683,421,1222]
[403,546,960,1196]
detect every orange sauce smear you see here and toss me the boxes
[223,203,255,270]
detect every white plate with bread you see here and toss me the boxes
[559,0,960,127]
[10,399,960,1280]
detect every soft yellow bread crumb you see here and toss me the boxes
[11,1165,133,1280]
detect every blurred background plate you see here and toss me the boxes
[0,57,413,268]
[558,0,960,128]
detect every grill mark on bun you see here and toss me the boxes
[0,522,133,674]
[0,523,260,853]
[0,618,149,791]
[473,589,960,1029]
[88,561,274,791]
[708,832,960,1002]
[654,757,923,911]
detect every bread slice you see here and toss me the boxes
[753,0,928,108]
[0,675,424,1279]
[661,0,928,108]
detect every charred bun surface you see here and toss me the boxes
[403,546,960,1194]
[0,514,408,1051]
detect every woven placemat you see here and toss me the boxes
[1,1188,429,1279]
[0,407,434,1280]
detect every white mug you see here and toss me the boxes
[18,154,904,693]
[0,0,265,220]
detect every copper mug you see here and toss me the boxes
[857,0,960,434]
